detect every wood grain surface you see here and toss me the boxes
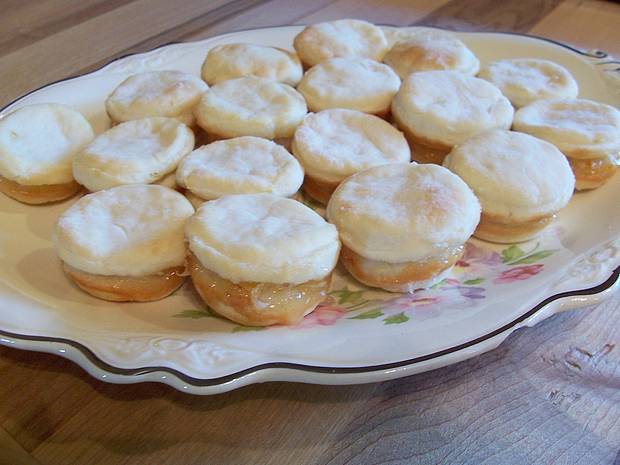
[1,1,619,464]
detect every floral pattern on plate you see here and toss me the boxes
[174,241,557,331]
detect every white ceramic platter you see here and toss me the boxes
[1,26,619,395]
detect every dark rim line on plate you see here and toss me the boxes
[0,26,618,388]
[0,268,618,386]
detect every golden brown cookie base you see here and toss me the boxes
[303,175,340,205]
[0,175,82,204]
[63,263,185,302]
[568,156,617,190]
[391,112,451,164]
[188,253,331,326]
[340,245,463,293]
[474,212,556,244]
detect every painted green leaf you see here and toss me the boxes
[232,326,267,333]
[511,250,555,265]
[173,309,213,319]
[349,309,384,320]
[501,245,524,263]
[464,278,485,285]
[330,289,365,305]
[383,312,410,325]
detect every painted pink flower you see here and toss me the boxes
[493,264,544,284]
[390,295,442,309]
[295,304,347,328]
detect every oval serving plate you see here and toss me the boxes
[0,26,619,395]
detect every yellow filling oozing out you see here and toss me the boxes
[340,244,463,292]
[188,253,331,326]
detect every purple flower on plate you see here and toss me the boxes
[455,285,486,299]
[458,242,502,267]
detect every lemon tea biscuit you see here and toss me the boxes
[176,136,303,201]
[292,109,410,204]
[513,98,620,189]
[444,130,575,242]
[106,70,208,126]
[293,19,389,67]
[327,163,480,292]
[73,117,194,192]
[384,34,480,78]
[391,70,513,164]
[186,194,340,326]
[297,58,400,116]
[478,58,579,108]
[53,184,194,301]
[0,103,94,204]
[194,76,307,140]
[201,43,303,86]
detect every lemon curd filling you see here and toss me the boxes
[340,245,463,292]
[63,263,185,302]
[0,175,81,204]
[475,212,556,243]
[568,155,618,189]
[188,254,331,326]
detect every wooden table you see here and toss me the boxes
[1,1,619,464]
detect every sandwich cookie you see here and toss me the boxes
[292,109,410,204]
[194,76,307,141]
[478,58,578,108]
[0,103,94,204]
[391,70,514,164]
[201,43,303,86]
[297,58,400,117]
[73,117,194,192]
[186,194,340,326]
[53,184,194,302]
[293,19,389,68]
[327,163,480,292]
[383,33,480,79]
[443,130,575,243]
[381,26,456,48]
[106,70,208,127]
[176,136,303,206]
[513,98,620,190]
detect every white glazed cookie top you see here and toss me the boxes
[186,194,340,284]
[293,19,389,67]
[327,164,480,263]
[176,136,304,200]
[297,58,400,114]
[201,43,303,86]
[381,26,456,48]
[384,34,480,79]
[105,70,208,125]
[513,98,620,159]
[391,70,514,147]
[292,109,410,183]
[0,103,94,185]
[443,130,575,220]
[53,185,195,277]
[73,117,194,192]
[478,58,579,108]
[194,76,307,139]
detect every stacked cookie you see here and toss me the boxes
[1,19,618,327]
